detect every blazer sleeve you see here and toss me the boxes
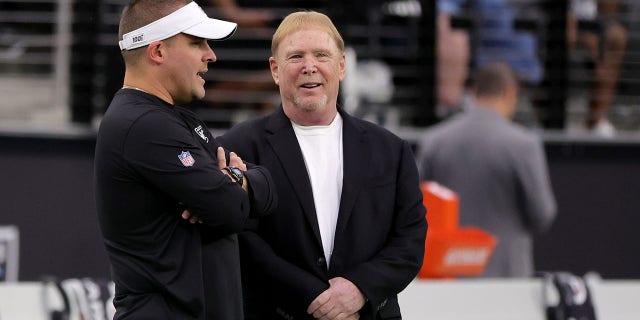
[343,140,428,313]
[239,163,278,219]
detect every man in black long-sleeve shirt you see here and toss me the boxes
[94,1,276,319]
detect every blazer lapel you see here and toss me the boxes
[265,109,323,247]
[335,110,368,235]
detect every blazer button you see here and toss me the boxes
[316,256,326,266]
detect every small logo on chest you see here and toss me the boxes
[194,125,209,143]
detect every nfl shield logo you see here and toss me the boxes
[178,151,195,167]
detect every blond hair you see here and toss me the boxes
[271,11,344,56]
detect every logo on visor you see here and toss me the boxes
[178,151,195,167]
[132,34,144,44]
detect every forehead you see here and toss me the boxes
[176,33,207,42]
[277,28,338,54]
[164,33,200,45]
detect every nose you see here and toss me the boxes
[302,57,317,74]
[205,44,217,63]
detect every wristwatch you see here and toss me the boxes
[223,166,244,186]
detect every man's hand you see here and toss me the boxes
[307,277,366,320]
[181,209,201,224]
[217,147,248,190]
[181,147,249,224]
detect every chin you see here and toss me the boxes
[295,95,328,111]
[192,90,206,101]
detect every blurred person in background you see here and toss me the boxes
[568,0,628,136]
[436,0,471,117]
[206,0,275,28]
[435,0,544,118]
[416,62,556,277]
[201,0,281,113]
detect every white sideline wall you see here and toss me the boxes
[399,278,640,320]
[1,279,639,319]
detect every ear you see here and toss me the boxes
[503,83,519,118]
[269,56,279,86]
[504,82,518,102]
[338,51,346,81]
[146,41,164,64]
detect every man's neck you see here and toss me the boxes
[475,97,512,120]
[122,75,174,105]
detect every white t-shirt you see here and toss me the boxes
[292,114,343,267]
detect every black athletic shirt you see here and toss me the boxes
[94,89,276,319]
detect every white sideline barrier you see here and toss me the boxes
[400,279,546,320]
[0,282,52,320]
[399,278,640,320]
[1,278,639,319]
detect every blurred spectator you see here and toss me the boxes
[206,0,274,28]
[568,0,627,136]
[436,0,471,117]
[201,0,280,115]
[416,63,557,277]
[436,0,543,118]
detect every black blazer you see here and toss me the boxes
[219,107,427,319]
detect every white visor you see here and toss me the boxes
[119,2,237,51]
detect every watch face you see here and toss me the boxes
[225,166,243,185]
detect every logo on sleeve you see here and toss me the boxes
[194,125,209,143]
[178,151,195,167]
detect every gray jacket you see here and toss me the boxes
[416,107,556,277]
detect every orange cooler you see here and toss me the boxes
[418,181,497,278]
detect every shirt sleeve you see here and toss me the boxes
[123,109,249,235]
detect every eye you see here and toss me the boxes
[316,52,330,61]
[287,54,303,61]
[193,39,208,47]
